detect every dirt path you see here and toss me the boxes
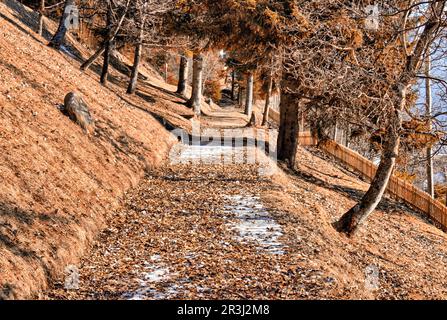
[45,140,307,299]
[43,107,447,300]
[42,95,339,300]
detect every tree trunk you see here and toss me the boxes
[334,88,406,236]
[187,53,204,115]
[38,0,45,36]
[48,0,75,49]
[299,106,305,131]
[425,55,434,197]
[277,90,300,165]
[334,124,400,236]
[165,61,168,83]
[100,40,112,85]
[262,70,273,126]
[127,18,145,94]
[100,6,113,86]
[127,42,143,94]
[81,47,105,71]
[244,72,254,115]
[277,92,281,110]
[231,71,236,100]
[238,88,244,106]
[176,54,188,96]
[344,126,351,148]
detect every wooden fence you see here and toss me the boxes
[297,131,319,147]
[297,132,447,231]
[269,108,280,124]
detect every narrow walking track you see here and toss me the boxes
[44,108,335,300]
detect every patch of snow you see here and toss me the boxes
[224,194,286,255]
[128,284,182,301]
[172,143,276,176]
[174,144,244,164]
[141,267,169,283]
[150,254,161,262]
[123,260,175,300]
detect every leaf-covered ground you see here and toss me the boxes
[44,143,339,300]
[44,139,447,299]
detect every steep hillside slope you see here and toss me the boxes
[0,1,180,299]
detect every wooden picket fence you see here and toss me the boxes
[297,132,447,231]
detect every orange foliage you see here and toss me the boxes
[204,79,222,102]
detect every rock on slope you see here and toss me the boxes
[0,0,177,299]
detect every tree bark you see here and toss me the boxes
[344,126,350,148]
[48,0,75,49]
[127,42,143,94]
[127,18,145,94]
[244,72,254,115]
[425,55,434,197]
[165,61,168,83]
[100,6,113,86]
[38,0,45,36]
[176,54,189,96]
[100,40,112,86]
[262,70,273,126]
[187,53,204,115]
[277,90,300,165]
[238,88,244,106]
[81,47,105,71]
[333,120,338,142]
